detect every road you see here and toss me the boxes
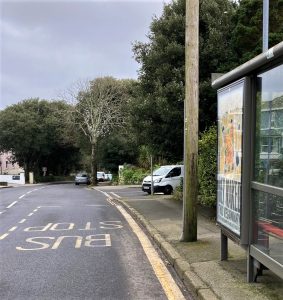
[0,184,188,300]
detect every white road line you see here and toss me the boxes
[0,233,9,240]
[19,194,25,199]
[6,201,18,208]
[19,219,26,224]
[26,191,32,194]
[110,192,121,198]
[85,205,109,207]
[40,206,61,208]
[95,189,112,199]
[106,198,115,206]
[27,213,33,217]
[117,205,185,300]
[95,189,115,205]
[33,209,38,212]
[0,211,6,214]
[8,226,17,232]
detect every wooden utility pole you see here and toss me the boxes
[181,0,199,242]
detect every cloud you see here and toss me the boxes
[0,0,166,109]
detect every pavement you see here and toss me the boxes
[101,185,283,300]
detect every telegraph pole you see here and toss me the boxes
[181,0,199,242]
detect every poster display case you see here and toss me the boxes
[217,80,244,237]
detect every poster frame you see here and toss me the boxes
[216,77,250,243]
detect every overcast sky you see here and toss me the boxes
[0,0,168,109]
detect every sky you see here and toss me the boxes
[0,0,168,109]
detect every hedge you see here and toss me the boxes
[119,166,148,185]
[198,126,217,207]
[172,126,217,207]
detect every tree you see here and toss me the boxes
[96,79,141,173]
[67,77,128,184]
[0,99,80,179]
[97,130,139,172]
[231,0,283,64]
[132,0,236,162]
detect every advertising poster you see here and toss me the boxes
[217,81,244,236]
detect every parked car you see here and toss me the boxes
[97,172,106,182]
[105,173,113,181]
[75,173,90,185]
[142,165,184,195]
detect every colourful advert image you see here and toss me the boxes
[217,81,244,236]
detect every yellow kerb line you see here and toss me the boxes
[116,205,185,300]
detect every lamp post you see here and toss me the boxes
[263,0,269,51]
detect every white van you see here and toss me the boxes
[142,165,184,195]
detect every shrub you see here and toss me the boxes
[119,165,148,185]
[171,127,217,206]
[137,145,151,169]
[198,126,217,207]
[172,177,183,201]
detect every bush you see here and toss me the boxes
[119,165,148,185]
[198,126,217,207]
[171,127,217,206]
[172,177,183,201]
[111,174,119,185]
[137,145,151,169]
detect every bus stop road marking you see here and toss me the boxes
[8,226,18,232]
[0,233,9,240]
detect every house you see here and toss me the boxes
[0,151,24,175]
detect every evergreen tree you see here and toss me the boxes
[0,99,80,178]
[132,0,236,161]
[232,0,283,64]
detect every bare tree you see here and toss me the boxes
[66,77,127,185]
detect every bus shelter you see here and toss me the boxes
[212,41,283,282]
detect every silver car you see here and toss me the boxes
[75,173,90,185]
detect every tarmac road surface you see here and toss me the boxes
[0,183,190,300]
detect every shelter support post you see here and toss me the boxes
[247,248,255,282]
[220,231,228,261]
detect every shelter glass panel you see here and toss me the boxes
[254,64,283,188]
[253,190,283,266]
